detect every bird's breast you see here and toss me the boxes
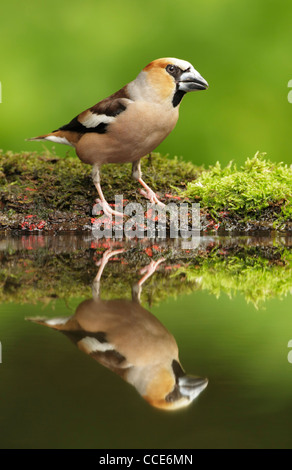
[76,102,179,165]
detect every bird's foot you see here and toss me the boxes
[93,248,124,297]
[139,188,165,207]
[138,258,166,286]
[137,177,165,207]
[95,199,124,218]
[95,248,125,267]
[132,257,165,302]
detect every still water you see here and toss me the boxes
[0,234,292,449]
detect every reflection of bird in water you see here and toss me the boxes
[28,249,208,410]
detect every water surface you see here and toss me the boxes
[0,234,291,449]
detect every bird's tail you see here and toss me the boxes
[26,316,72,330]
[26,134,51,142]
[26,131,74,146]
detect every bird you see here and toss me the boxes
[27,248,208,410]
[29,57,208,216]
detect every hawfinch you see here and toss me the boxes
[27,249,208,410]
[29,58,208,216]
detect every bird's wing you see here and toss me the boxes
[61,329,130,374]
[56,87,133,135]
[28,87,133,145]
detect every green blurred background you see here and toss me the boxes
[1,0,291,166]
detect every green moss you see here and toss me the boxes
[0,236,291,308]
[174,246,292,308]
[182,153,292,223]
[0,150,291,232]
[0,149,196,210]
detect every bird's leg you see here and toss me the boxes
[92,248,124,300]
[132,257,165,303]
[132,160,165,207]
[92,164,124,217]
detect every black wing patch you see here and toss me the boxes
[61,330,108,344]
[54,116,108,135]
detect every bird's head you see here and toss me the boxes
[141,359,208,411]
[130,57,208,107]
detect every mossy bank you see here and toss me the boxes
[0,150,291,232]
[0,234,291,308]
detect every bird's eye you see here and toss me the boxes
[167,65,175,74]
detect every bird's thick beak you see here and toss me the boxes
[178,375,208,400]
[178,70,209,92]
